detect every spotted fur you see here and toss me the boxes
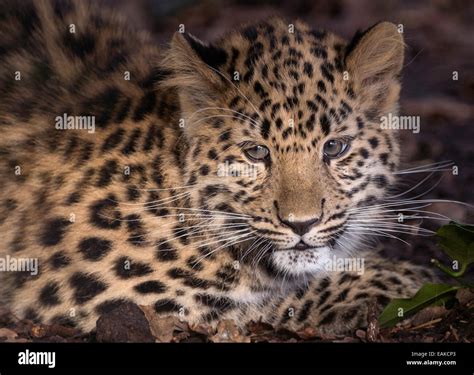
[0,0,434,335]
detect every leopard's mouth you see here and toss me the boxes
[276,241,327,252]
[273,229,343,251]
[248,221,346,253]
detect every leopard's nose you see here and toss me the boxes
[279,217,320,236]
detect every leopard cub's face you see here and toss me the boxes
[166,19,404,277]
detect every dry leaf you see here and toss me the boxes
[139,305,186,342]
[0,328,19,340]
[410,306,448,327]
[31,324,47,338]
[295,326,319,340]
[0,328,28,343]
[355,329,366,341]
[456,288,474,306]
[189,323,215,336]
[247,320,274,335]
[30,323,80,339]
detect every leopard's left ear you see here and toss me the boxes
[164,32,228,90]
[161,32,228,126]
[345,22,404,118]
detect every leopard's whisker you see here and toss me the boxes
[138,206,251,218]
[149,219,248,245]
[384,199,473,207]
[113,192,252,219]
[386,172,435,199]
[345,225,434,237]
[123,191,191,208]
[345,229,412,245]
[394,160,455,175]
[399,160,454,171]
[351,208,465,222]
[96,213,249,228]
[187,106,260,127]
[196,234,257,265]
[348,215,425,222]
[349,203,432,213]
[348,212,428,218]
[348,217,422,228]
[339,231,374,254]
[240,237,259,262]
[193,231,257,265]
[251,241,273,269]
[112,190,190,204]
[348,203,430,213]
[348,226,434,235]
[395,168,455,175]
[128,218,213,244]
[195,228,254,249]
[391,177,444,202]
[349,216,447,225]
[247,238,268,266]
[190,114,257,129]
[190,234,252,270]
[348,218,437,228]
[346,225,432,237]
[349,199,474,211]
[334,236,357,258]
[145,213,250,220]
[131,223,251,241]
[126,183,206,192]
[347,215,437,228]
[241,237,266,263]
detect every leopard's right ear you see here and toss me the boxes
[163,32,228,90]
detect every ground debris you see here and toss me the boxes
[0,327,28,343]
[210,320,250,343]
[139,305,189,343]
[0,293,472,342]
[366,298,380,342]
[96,301,155,343]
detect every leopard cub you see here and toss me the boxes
[0,0,434,335]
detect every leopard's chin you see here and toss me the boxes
[269,246,333,276]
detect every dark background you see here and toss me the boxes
[108,0,474,264]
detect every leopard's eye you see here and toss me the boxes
[244,145,270,162]
[323,139,349,158]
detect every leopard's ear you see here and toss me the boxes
[161,32,228,124]
[345,22,404,119]
[164,32,228,90]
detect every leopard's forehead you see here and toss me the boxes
[206,19,358,147]
[219,18,345,71]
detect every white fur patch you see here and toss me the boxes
[270,247,332,276]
